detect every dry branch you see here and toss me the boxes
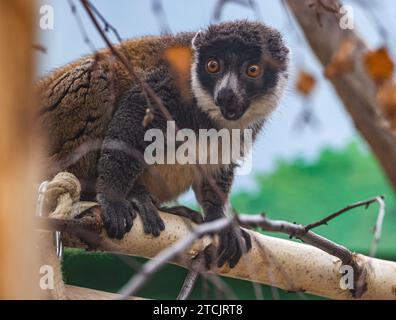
[44,210,396,300]
[286,0,396,190]
[177,270,200,300]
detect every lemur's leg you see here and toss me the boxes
[193,165,251,268]
[96,92,164,239]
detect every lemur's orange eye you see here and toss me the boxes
[246,64,261,78]
[206,59,220,73]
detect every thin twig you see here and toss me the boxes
[151,0,172,34]
[67,0,96,51]
[212,0,262,22]
[304,196,384,231]
[114,253,142,272]
[369,196,386,257]
[85,0,123,43]
[33,43,47,53]
[176,252,204,300]
[239,214,354,265]
[205,273,238,300]
[177,270,199,300]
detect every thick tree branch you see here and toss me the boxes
[38,208,396,300]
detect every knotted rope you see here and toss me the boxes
[44,172,97,219]
[37,172,97,300]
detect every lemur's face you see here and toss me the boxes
[191,21,289,127]
[196,43,272,121]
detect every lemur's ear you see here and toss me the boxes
[191,30,202,51]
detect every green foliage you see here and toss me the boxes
[63,141,396,299]
[63,250,316,299]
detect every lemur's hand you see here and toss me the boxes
[97,193,136,239]
[216,225,252,268]
[129,189,165,237]
[98,190,165,238]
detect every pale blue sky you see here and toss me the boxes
[37,0,396,190]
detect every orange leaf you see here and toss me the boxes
[325,39,355,79]
[377,81,396,129]
[364,47,394,85]
[296,71,316,96]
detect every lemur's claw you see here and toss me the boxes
[130,194,165,237]
[217,226,252,268]
[97,194,137,239]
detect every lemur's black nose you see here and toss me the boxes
[215,88,241,120]
[215,88,236,107]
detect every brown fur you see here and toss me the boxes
[138,164,196,203]
[37,33,194,194]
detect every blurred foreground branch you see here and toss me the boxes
[0,0,42,299]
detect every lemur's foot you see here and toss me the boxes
[159,205,203,224]
[97,193,136,239]
[216,225,252,268]
[128,187,165,237]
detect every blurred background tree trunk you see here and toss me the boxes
[0,0,42,299]
[287,0,396,191]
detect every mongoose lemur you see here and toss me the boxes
[37,21,289,268]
